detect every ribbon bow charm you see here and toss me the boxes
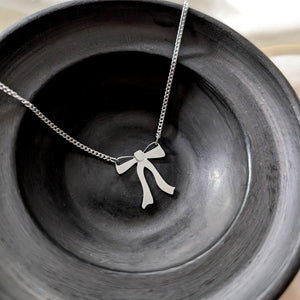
[115,143,175,209]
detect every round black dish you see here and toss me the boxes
[0,1,299,299]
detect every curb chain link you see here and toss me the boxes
[156,0,189,142]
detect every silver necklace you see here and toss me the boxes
[0,1,189,209]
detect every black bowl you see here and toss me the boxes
[0,1,299,299]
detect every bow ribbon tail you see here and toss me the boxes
[144,160,175,195]
[136,163,154,209]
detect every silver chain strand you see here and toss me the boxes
[155,0,189,142]
[0,1,189,164]
[0,82,117,162]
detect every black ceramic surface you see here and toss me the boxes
[0,1,299,299]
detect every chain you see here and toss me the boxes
[0,82,117,162]
[0,1,189,163]
[155,0,189,142]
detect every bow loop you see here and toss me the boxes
[115,156,136,175]
[144,143,165,160]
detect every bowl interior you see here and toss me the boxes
[16,51,249,272]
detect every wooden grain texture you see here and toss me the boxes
[0,1,299,299]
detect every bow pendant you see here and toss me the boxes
[115,143,175,209]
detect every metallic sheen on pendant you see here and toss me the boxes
[115,143,175,209]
